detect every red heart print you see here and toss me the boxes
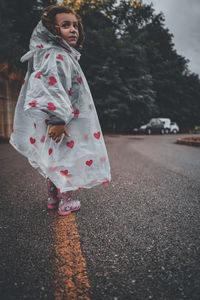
[34,122,37,128]
[35,71,41,79]
[30,137,36,144]
[100,157,106,163]
[74,109,79,117]
[45,53,50,59]
[68,88,72,96]
[56,54,63,61]
[45,119,50,126]
[22,79,25,85]
[77,77,82,84]
[102,180,109,184]
[48,166,58,172]
[47,102,56,111]
[48,76,57,86]
[86,160,93,167]
[75,56,78,60]
[78,187,84,190]
[66,140,74,148]
[36,44,44,48]
[29,100,37,107]
[60,170,68,176]
[91,179,97,183]
[84,135,88,142]
[70,105,74,113]
[49,148,53,155]
[40,135,45,143]
[94,132,100,139]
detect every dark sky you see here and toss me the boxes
[143,0,200,76]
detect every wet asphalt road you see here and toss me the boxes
[0,134,200,300]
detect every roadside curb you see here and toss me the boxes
[177,137,200,147]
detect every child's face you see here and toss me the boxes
[55,13,79,47]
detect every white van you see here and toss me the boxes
[158,118,179,133]
[158,118,171,133]
[170,122,179,133]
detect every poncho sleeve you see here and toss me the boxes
[23,48,74,125]
[46,112,65,125]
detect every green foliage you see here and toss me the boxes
[137,8,200,130]
[0,0,54,69]
[78,0,158,132]
[78,0,200,132]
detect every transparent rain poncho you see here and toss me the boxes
[10,21,111,193]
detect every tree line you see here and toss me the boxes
[1,0,199,133]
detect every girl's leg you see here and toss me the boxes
[57,190,81,216]
[46,178,59,209]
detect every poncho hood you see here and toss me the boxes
[21,21,81,63]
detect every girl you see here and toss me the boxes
[10,5,111,216]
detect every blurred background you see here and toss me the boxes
[0,0,200,138]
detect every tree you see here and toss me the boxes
[112,0,158,131]
[0,0,55,71]
[137,7,200,130]
[64,0,157,132]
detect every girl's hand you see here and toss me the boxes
[48,125,71,143]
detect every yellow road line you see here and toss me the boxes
[53,214,90,300]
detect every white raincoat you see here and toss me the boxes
[10,21,111,193]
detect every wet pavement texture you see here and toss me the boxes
[0,134,200,299]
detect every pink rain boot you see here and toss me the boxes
[57,190,81,216]
[46,178,59,209]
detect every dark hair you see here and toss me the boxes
[41,5,85,50]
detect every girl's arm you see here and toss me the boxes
[45,110,65,125]
[47,111,70,143]
[48,124,70,143]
